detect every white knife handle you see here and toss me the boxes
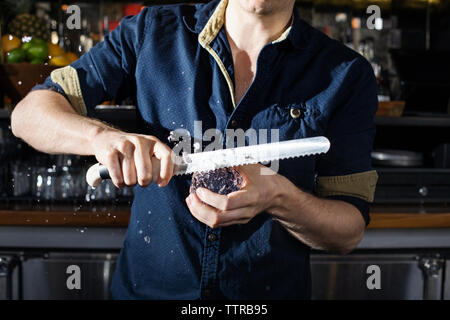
[86,159,185,187]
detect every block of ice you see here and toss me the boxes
[190,168,244,195]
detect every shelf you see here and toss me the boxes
[375,168,450,173]
[375,116,450,127]
[0,109,11,120]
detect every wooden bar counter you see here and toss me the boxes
[0,203,450,229]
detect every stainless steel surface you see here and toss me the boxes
[0,255,20,300]
[372,149,424,167]
[373,168,450,204]
[0,226,127,249]
[0,248,447,299]
[0,227,449,250]
[311,254,440,300]
[0,227,449,299]
[444,260,450,300]
[357,228,450,249]
[21,252,118,300]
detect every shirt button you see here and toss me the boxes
[230,119,238,127]
[207,233,218,242]
[290,108,302,119]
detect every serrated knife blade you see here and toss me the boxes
[175,136,330,175]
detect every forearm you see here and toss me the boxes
[11,90,116,155]
[268,174,366,254]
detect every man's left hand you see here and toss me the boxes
[185,164,280,228]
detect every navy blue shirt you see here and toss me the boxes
[34,0,378,299]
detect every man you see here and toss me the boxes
[11,0,378,299]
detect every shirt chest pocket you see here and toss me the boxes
[248,102,325,192]
[249,102,324,142]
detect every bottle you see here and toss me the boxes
[79,18,93,54]
[0,25,4,63]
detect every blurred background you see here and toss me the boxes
[0,0,449,300]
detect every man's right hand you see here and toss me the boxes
[12,91,175,189]
[91,128,176,188]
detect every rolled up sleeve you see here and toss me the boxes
[32,8,150,115]
[315,57,379,225]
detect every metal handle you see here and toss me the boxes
[419,256,444,300]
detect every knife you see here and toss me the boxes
[86,136,330,187]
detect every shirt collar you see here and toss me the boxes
[183,0,307,51]
[182,0,223,34]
